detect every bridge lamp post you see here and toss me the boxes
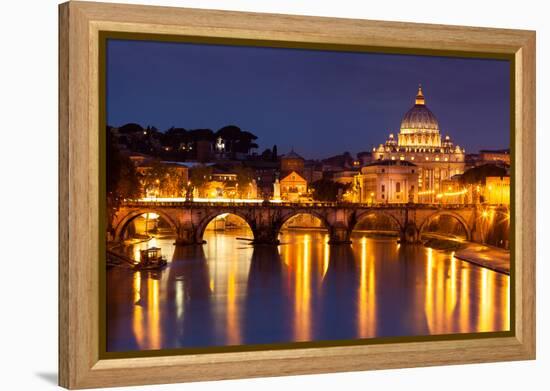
[185,181,193,202]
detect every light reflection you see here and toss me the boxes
[425,247,435,333]
[357,236,376,338]
[110,230,510,352]
[503,276,510,330]
[447,254,457,321]
[478,267,496,332]
[294,234,312,341]
[148,277,161,349]
[226,261,241,345]
[132,272,144,347]
[322,234,330,279]
[175,279,184,321]
[460,268,470,333]
[203,224,252,346]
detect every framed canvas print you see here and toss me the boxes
[59,1,536,389]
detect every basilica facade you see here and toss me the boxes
[360,86,466,203]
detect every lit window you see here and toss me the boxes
[425,157,429,161]
[400,156,405,160]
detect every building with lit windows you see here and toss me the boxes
[280,171,308,202]
[353,160,418,204]
[372,86,466,203]
[484,176,510,205]
[478,149,510,166]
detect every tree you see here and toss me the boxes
[216,125,258,157]
[141,160,168,197]
[190,164,213,197]
[141,160,187,198]
[234,166,256,198]
[310,178,350,202]
[272,144,278,161]
[106,128,141,233]
[260,148,272,160]
[461,164,508,185]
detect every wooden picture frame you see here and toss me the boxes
[59,1,536,389]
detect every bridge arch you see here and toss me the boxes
[114,208,179,242]
[418,210,472,241]
[350,210,404,234]
[195,210,256,244]
[277,210,330,233]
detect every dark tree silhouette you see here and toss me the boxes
[106,128,141,233]
[216,125,258,157]
[261,148,273,160]
[461,164,508,185]
[189,164,214,196]
[310,179,350,202]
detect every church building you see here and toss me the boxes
[372,86,466,203]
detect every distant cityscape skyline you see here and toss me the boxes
[107,39,511,159]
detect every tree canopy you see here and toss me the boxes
[310,179,350,202]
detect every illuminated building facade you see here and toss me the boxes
[280,171,308,202]
[479,149,510,166]
[484,176,510,206]
[353,160,418,204]
[373,86,466,203]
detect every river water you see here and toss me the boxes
[106,229,510,352]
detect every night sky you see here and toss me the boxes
[106,39,510,160]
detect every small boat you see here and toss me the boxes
[133,247,167,270]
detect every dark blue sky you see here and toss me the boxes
[106,39,510,159]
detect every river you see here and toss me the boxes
[106,229,510,352]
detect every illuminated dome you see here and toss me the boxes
[400,86,439,132]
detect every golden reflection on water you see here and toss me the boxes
[132,272,143,347]
[422,246,509,335]
[204,229,251,346]
[226,258,241,345]
[283,233,313,342]
[322,234,330,279]
[460,268,470,333]
[425,247,435,332]
[148,278,161,349]
[110,230,510,352]
[357,236,376,338]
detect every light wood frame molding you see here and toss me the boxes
[59,1,536,389]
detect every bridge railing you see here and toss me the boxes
[121,199,485,209]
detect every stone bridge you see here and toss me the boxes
[111,201,509,246]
